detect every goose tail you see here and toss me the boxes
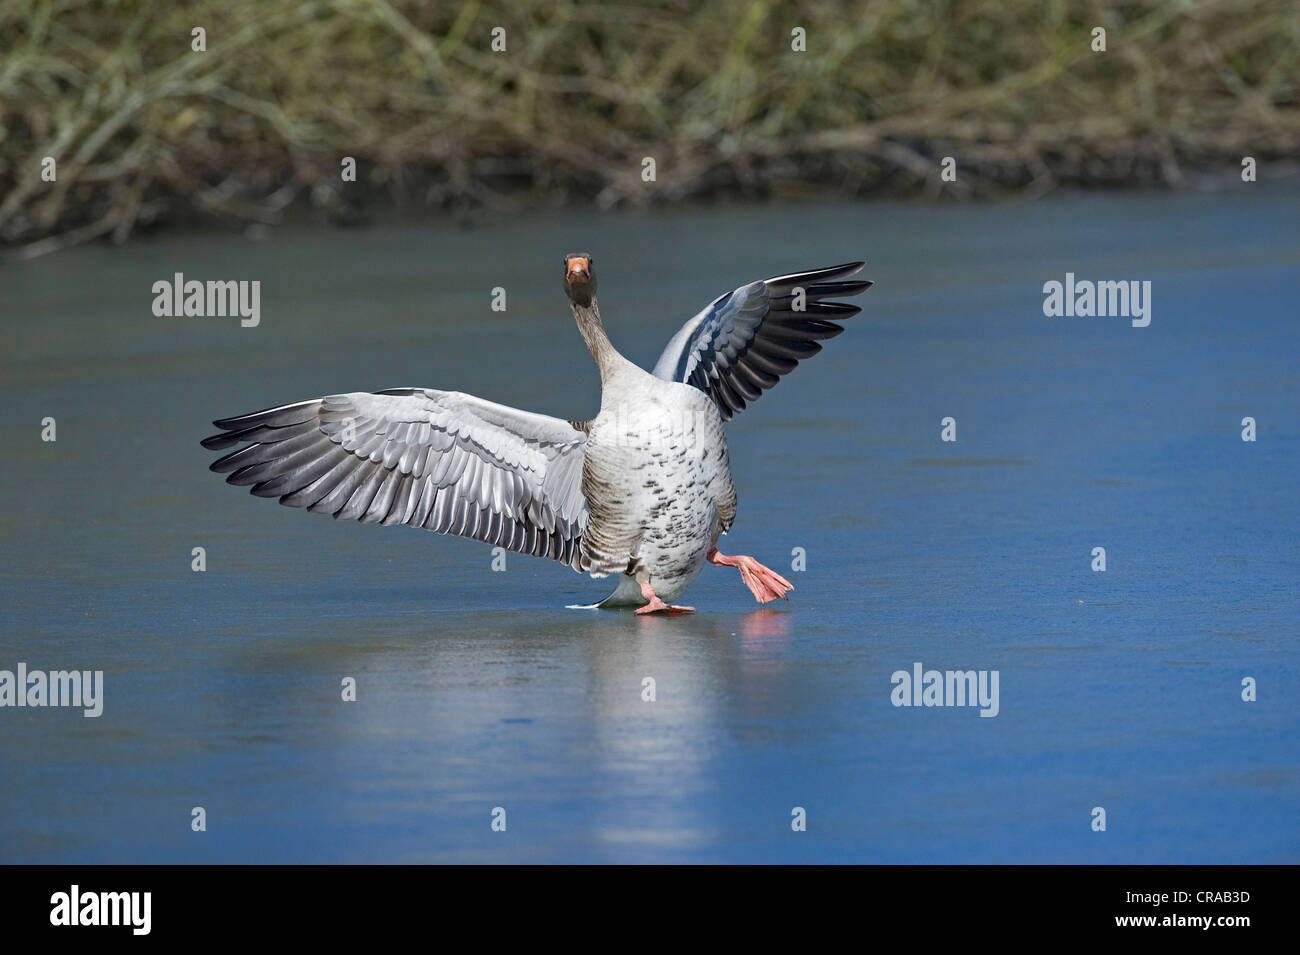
[566,574,646,610]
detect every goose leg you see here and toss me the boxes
[635,579,694,614]
[708,548,794,603]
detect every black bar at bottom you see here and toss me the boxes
[1,864,1284,940]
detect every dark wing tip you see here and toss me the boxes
[204,398,326,451]
[809,260,865,275]
[201,432,237,450]
[765,261,870,295]
[815,260,866,279]
[211,398,322,431]
[804,279,871,296]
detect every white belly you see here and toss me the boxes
[580,377,734,601]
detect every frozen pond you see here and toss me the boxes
[1,191,1296,862]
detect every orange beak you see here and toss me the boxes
[566,257,590,283]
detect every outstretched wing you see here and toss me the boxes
[651,262,872,420]
[201,388,589,570]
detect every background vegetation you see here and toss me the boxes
[1,0,1297,255]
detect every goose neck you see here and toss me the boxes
[572,298,620,379]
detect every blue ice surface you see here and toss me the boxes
[0,190,1296,862]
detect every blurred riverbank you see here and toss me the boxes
[3,0,1298,256]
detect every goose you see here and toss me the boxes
[202,255,872,612]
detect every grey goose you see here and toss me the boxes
[202,255,872,612]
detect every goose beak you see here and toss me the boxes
[566,257,591,285]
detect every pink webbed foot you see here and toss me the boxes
[635,580,695,615]
[707,548,794,604]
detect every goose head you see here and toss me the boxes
[563,253,597,306]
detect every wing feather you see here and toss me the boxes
[203,388,589,570]
[651,262,872,420]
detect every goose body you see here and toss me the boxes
[579,363,734,605]
[202,256,871,611]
